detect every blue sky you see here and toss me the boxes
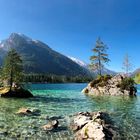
[0,0,139,72]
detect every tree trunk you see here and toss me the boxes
[9,66,13,92]
[98,52,102,76]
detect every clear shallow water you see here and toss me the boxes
[0,83,140,139]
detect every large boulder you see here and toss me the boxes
[70,112,118,140]
[82,74,137,96]
[78,121,105,140]
[0,87,33,98]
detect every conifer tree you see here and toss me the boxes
[2,49,23,91]
[90,37,110,76]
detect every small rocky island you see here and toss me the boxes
[0,48,33,98]
[82,74,137,96]
[0,87,33,98]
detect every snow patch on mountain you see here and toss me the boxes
[0,43,4,48]
[68,56,116,75]
[10,33,38,43]
[17,33,32,41]
[68,56,88,68]
[33,40,39,43]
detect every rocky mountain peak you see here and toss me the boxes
[8,33,32,42]
[0,33,91,76]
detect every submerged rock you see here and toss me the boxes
[30,108,41,115]
[49,115,64,120]
[82,74,137,96]
[16,108,32,115]
[0,87,33,98]
[16,108,41,116]
[70,112,118,140]
[42,120,59,131]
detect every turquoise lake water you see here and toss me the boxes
[0,83,140,139]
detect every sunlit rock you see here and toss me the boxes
[70,111,119,140]
[42,120,59,131]
[16,108,41,116]
[82,74,137,96]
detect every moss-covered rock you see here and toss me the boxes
[82,74,137,96]
[0,87,33,98]
[90,75,112,88]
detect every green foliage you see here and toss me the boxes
[134,73,140,84]
[90,75,112,87]
[117,77,136,91]
[90,37,110,76]
[2,49,23,89]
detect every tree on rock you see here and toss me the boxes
[90,37,110,76]
[2,49,23,91]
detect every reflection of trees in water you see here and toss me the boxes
[86,95,137,112]
[86,95,140,139]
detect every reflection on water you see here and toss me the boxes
[87,95,140,139]
[0,83,139,139]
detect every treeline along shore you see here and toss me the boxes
[23,74,93,83]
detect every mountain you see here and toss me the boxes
[67,56,88,68]
[68,56,116,75]
[0,33,91,76]
[131,68,140,77]
[100,68,117,75]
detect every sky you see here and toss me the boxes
[0,0,140,72]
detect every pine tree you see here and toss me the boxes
[90,37,110,76]
[2,49,23,91]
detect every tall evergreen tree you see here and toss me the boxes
[90,37,110,76]
[2,49,23,91]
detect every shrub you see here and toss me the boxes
[117,77,136,91]
[90,75,112,87]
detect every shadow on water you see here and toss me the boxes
[50,126,68,133]
[86,95,137,111]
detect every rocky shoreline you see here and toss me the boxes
[15,107,119,140]
[70,111,119,140]
[82,74,137,96]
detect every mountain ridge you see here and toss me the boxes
[0,33,90,76]
[0,33,120,76]
[68,56,117,75]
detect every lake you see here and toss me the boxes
[0,83,140,139]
